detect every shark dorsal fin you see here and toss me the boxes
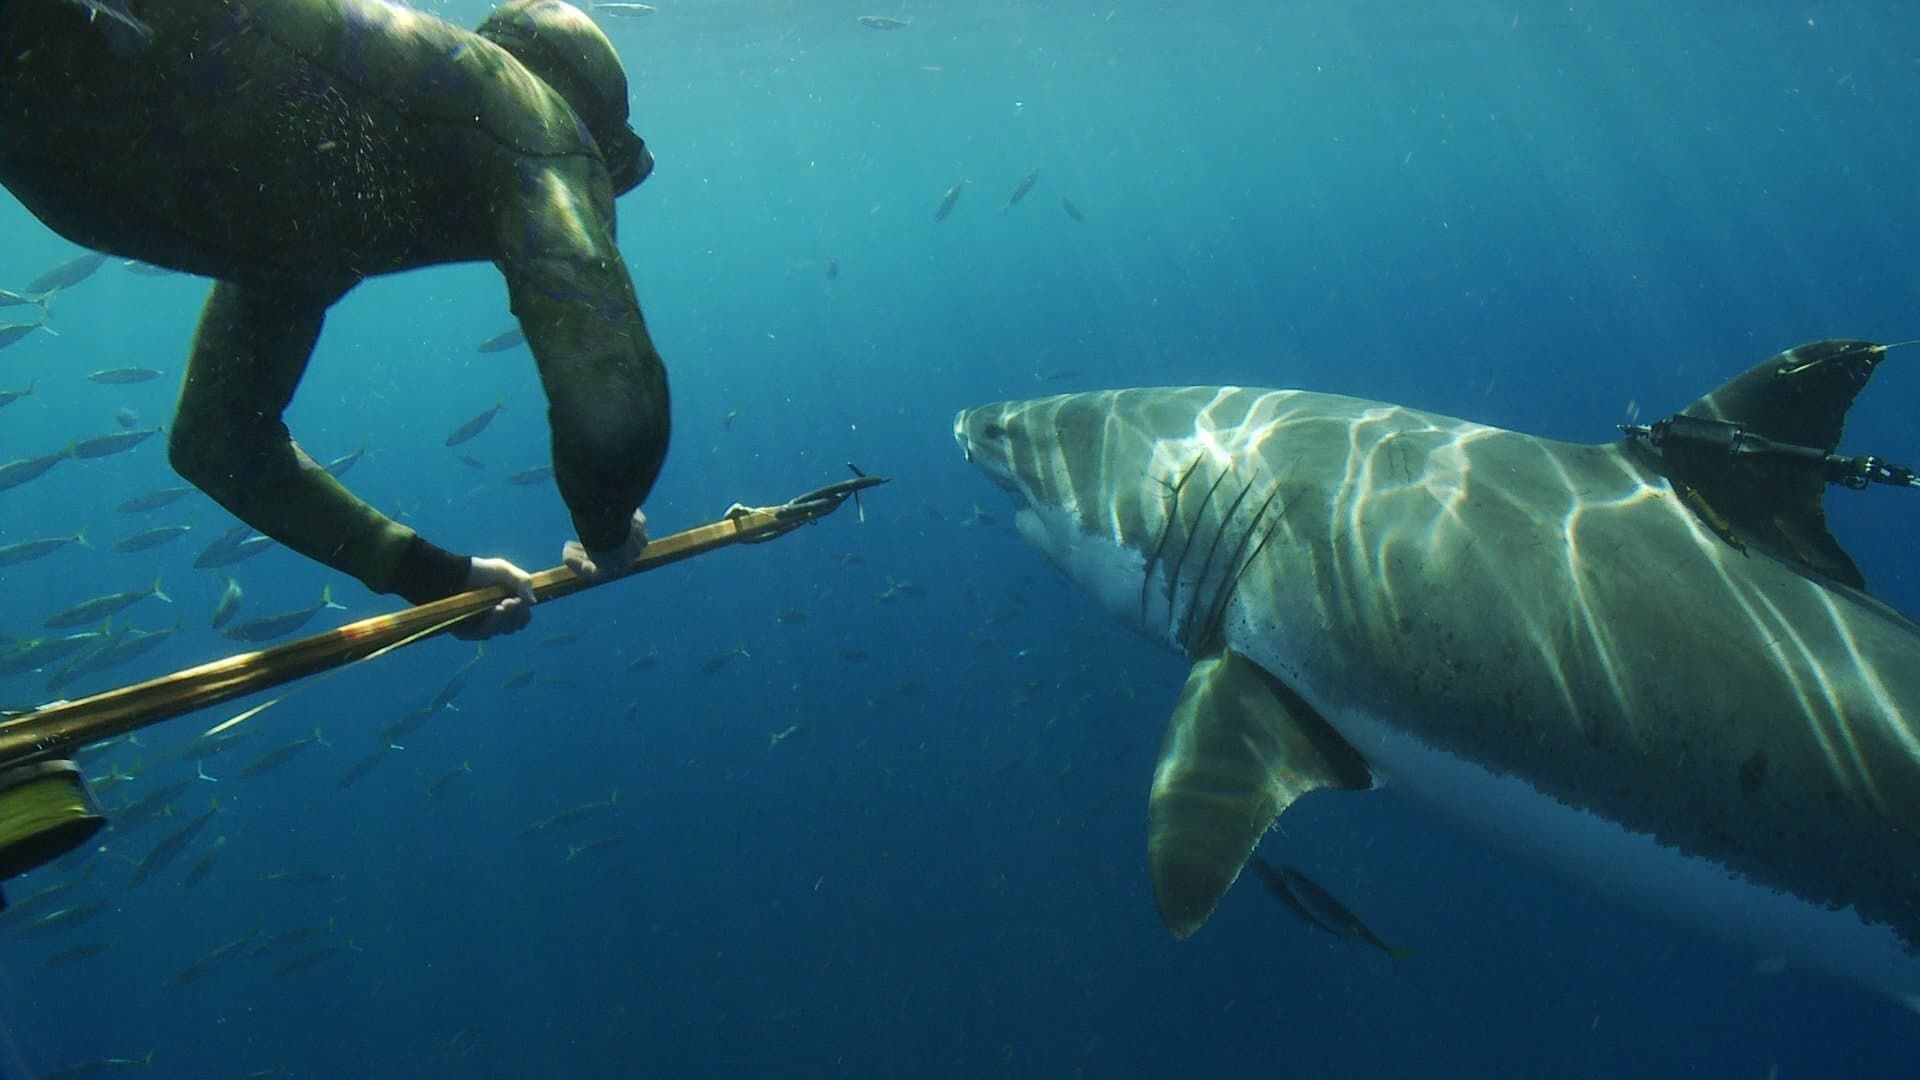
[1650,339,1886,589]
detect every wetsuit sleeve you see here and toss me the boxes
[168,283,470,604]
[494,159,670,553]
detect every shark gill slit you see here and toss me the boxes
[1190,482,1286,654]
[1162,464,1235,646]
[1178,471,1262,653]
[1140,454,1205,626]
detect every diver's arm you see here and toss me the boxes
[494,160,670,566]
[168,282,470,604]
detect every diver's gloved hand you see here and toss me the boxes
[563,510,647,581]
[452,556,536,640]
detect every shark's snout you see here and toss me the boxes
[952,409,972,463]
[954,404,1022,494]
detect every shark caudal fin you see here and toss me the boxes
[1633,339,1891,590]
[1147,648,1372,939]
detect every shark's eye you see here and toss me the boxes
[982,423,1007,440]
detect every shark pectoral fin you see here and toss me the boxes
[1148,648,1371,939]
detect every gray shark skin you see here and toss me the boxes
[954,340,1920,1007]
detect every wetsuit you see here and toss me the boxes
[0,0,669,603]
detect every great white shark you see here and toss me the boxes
[953,340,1920,1006]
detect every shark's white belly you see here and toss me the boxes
[1325,704,1920,1011]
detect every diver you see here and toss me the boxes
[0,0,668,637]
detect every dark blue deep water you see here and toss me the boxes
[4,1,1920,1076]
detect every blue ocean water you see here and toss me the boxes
[3,0,1919,1075]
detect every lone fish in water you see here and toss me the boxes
[221,586,345,642]
[1002,168,1040,211]
[111,523,192,553]
[234,729,328,780]
[0,448,72,492]
[444,403,503,447]
[0,531,87,567]
[72,428,158,459]
[506,465,553,485]
[128,799,218,890]
[336,748,388,790]
[699,643,750,673]
[192,523,253,568]
[474,327,525,353]
[210,576,243,630]
[519,790,618,837]
[933,178,967,221]
[182,835,227,889]
[595,1,656,15]
[565,834,625,861]
[857,14,910,29]
[0,378,35,409]
[116,484,194,512]
[1060,197,1086,223]
[44,576,170,629]
[1248,857,1409,960]
[0,287,52,315]
[25,251,109,294]
[322,448,365,478]
[428,761,472,799]
[0,321,53,350]
[87,367,166,384]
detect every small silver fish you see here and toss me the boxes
[0,378,35,409]
[87,367,167,384]
[0,288,51,314]
[505,465,553,485]
[0,531,87,567]
[116,485,194,513]
[334,745,385,787]
[565,834,625,861]
[25,250,109,294]
[474,327,526,353]
[234,729,327,779]
[71,428,158,459]
[444,403,504,447]
[1002,168,1040,211]
[322,447,365,478]
[0,321,53,350]
[595,1,657,16]
[519,790,618,836]
[857,14,911,29]
[428,762,472,799]
[220,587,345,643]
[1249,857,1409,960]
[699,644,750,673]
[210,576,244,630]
[933,178,967,221]
[44,576,170,629]
[111,523,192,553]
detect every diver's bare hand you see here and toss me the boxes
[563,511,648,581]
[453,556,536,640]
